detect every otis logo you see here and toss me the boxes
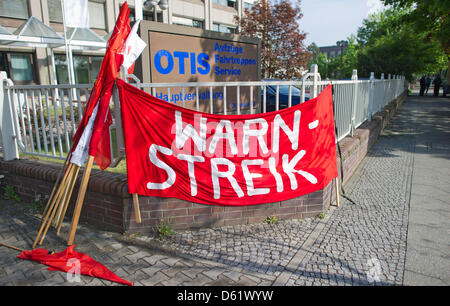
[154,50,210,75]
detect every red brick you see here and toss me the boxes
[217,211,242,220]
[163,208,188,218]
[188,207,213,216]
[168,201,192,209]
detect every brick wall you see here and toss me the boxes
[0,91,406,234]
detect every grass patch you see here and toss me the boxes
[4,185,21,202]
[264,215,278,224]
[156,219,175,241]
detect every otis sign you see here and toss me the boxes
[139,22,260,113]
[153,43,257,76]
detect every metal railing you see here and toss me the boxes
[2,83,92,160]
[1,65,406,164]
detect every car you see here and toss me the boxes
[261,80,310,112]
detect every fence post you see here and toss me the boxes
[368,72,375,122]
[380,73,385,112]
[0,72,19,161]
[350,69,358,137]
[311,64,319,98]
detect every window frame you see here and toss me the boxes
[1,51,38,85]
[0,0,30,20]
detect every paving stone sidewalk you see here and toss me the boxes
[0,95,430,286]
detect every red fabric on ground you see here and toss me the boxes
[18,245,133,286]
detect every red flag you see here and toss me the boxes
[70,2,132,170]
[18,245,133,286]
[118,80,337,206]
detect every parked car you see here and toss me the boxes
[261,80,310,112]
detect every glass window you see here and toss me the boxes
[55,54,69,84]
[213,0,236,8]
[129,8,155,23]
[213,23,236,34]
[48,0,63,23]
[55,54,103,84]
[10,53,34,82]
[0,52,9,77]
[88,1,106,29]
[0,0,29,19]
[172,16,204,29]
[213,0,228,7]
[244,1,254,11]
[74,56,90,83]
[91,56,102,82]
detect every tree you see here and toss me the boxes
[324,36,360,79]
[307,43,329,78]
[381,0,450,81]
[236,0,311,79]
[356,7,446,80]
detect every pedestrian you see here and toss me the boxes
[443,77,447,97]
[419,75,426,96]
[432,74,441,97]
[425,75,432,95]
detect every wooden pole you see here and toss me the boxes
[32,164,74,248]
[53,164,75,227]
[335,178,340,207]
[118,69,141,224]
[67,155,94,245]
[41,158,72,218]
[132,193,141,223]
[38,175,73,245]
[56,164,80,235]
[0,242,25,252]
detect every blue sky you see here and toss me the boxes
[298,0,386,47]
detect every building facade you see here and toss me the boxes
[0,0,256,85]
[319,45,347,60]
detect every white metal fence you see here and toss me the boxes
[0,65,406,164]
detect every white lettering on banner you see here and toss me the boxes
[175,111,207,152]
[147,144,176,189]
[146,111,319,198]
[268,157,283,192]
[282,150,317,190]
[242,119,269,155]
[272,110,301,153]
[211,158,244,199]
[242,159,270,196]
[178,154,205,196]
[208,120,238,155]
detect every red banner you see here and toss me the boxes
[117,80,337,206]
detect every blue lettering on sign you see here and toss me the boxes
[154,50,210,75]
[173,51,189,74]
[197,53,210,75]
[154,50,174,75]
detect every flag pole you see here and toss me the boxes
[60,0,75,87]
[67,155,94,245]
[118,67,142,224]
[56,165,80,235]
[32,163,75,248]
[335,178,340,207]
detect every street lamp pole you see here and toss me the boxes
[336,40,348,79]
[143,0,169,22]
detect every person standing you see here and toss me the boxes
[443,77,447,97]
[419,75,426,96]
[425,75,432,95]
[433,74,441,97]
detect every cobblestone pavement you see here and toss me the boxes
[0,95,437,286]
